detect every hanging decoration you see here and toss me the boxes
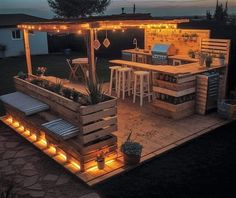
[103,29,110,48]
[94,30,101,50]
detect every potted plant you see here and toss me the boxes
[205,54,213,68]
[198,52,207,66]
[96,151,105,170]
[17,71,27,80]
[188,49,195,58]
[121,132,143,165]
[36,66,47,76]
[0,44,6,58]
[219,53,225,66]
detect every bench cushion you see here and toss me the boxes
[0,92,49,116]
[41,119,79,140]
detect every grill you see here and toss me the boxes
[151,44,176,65]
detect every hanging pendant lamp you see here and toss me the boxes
[103,29,110,48]
[94,30,101,50]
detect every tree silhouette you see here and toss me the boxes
[48,0,111,18]
[214,0,228,22]
[206,10,212,20]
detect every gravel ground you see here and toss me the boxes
[95,121,236,198]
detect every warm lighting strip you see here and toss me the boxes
[70,161,81,170]
[2,115,120,174]
[87,159,115,172]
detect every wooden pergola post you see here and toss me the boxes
[23,29,32,75]
[87,29,96,84]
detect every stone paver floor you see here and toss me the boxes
[0,123,98,198]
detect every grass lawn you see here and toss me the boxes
[0,52,110,114]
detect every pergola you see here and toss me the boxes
[17,15,189,84]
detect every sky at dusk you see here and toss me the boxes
[0,0,236,18]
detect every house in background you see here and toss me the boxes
[0,14,48,58]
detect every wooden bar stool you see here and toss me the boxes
[133,71,151,106]
[109,66,121,95]
[117,67,133,100]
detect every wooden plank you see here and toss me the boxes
[177,75,196,83]
[76,134,117,155]
[14,77,80,111]
[152,105,195,120]
[152,100,195,112]
[154,80,195,91]
[15,84,80,126]
[201,42,228,47]
[81,116,117,134]
[23,30,32,74]
[79,98,117,115]
[153,86,195,97]
[78,125,117,144]
[80,107,117,125]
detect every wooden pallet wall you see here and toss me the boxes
[144,28,210,55]
[200,38,231,98]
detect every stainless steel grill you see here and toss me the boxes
[151,44,176,65]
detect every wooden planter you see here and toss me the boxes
[13,76,118,171]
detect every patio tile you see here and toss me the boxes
[43,174,58,182]
[2,150,16,159]
[23,175,39,187]
[79,193,100,198]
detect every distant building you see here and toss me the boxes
[0,14,48,58]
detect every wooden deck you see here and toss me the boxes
[0,78,230,186]
[1,96,230,186]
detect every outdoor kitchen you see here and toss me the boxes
[0,16,232,185]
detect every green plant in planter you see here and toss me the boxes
[205,54,213,68]
[71,89,79,102]
[188,49,195,58]
[17,71,27,80]
[30,79,44,86]
[62,88,72,99]
[84,75,106,105]
[121,131,143,165]
[198,52,207,66]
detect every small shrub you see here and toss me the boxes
[62,88,72,99]
[17,71,27,80]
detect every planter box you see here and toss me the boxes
[218,99,236,120]
[14,76,118,144]
[11,76,119,171]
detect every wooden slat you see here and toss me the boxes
[154,80,195,91]
[79,98,117,115]
[81,116,117,134]
[80,107,117,125]
[153,86,195,97]
[14,77,80,111]
[78,125,117,144]
[152,100,195,112]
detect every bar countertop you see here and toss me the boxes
[109,59,225,76]
[122,49,198,63]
